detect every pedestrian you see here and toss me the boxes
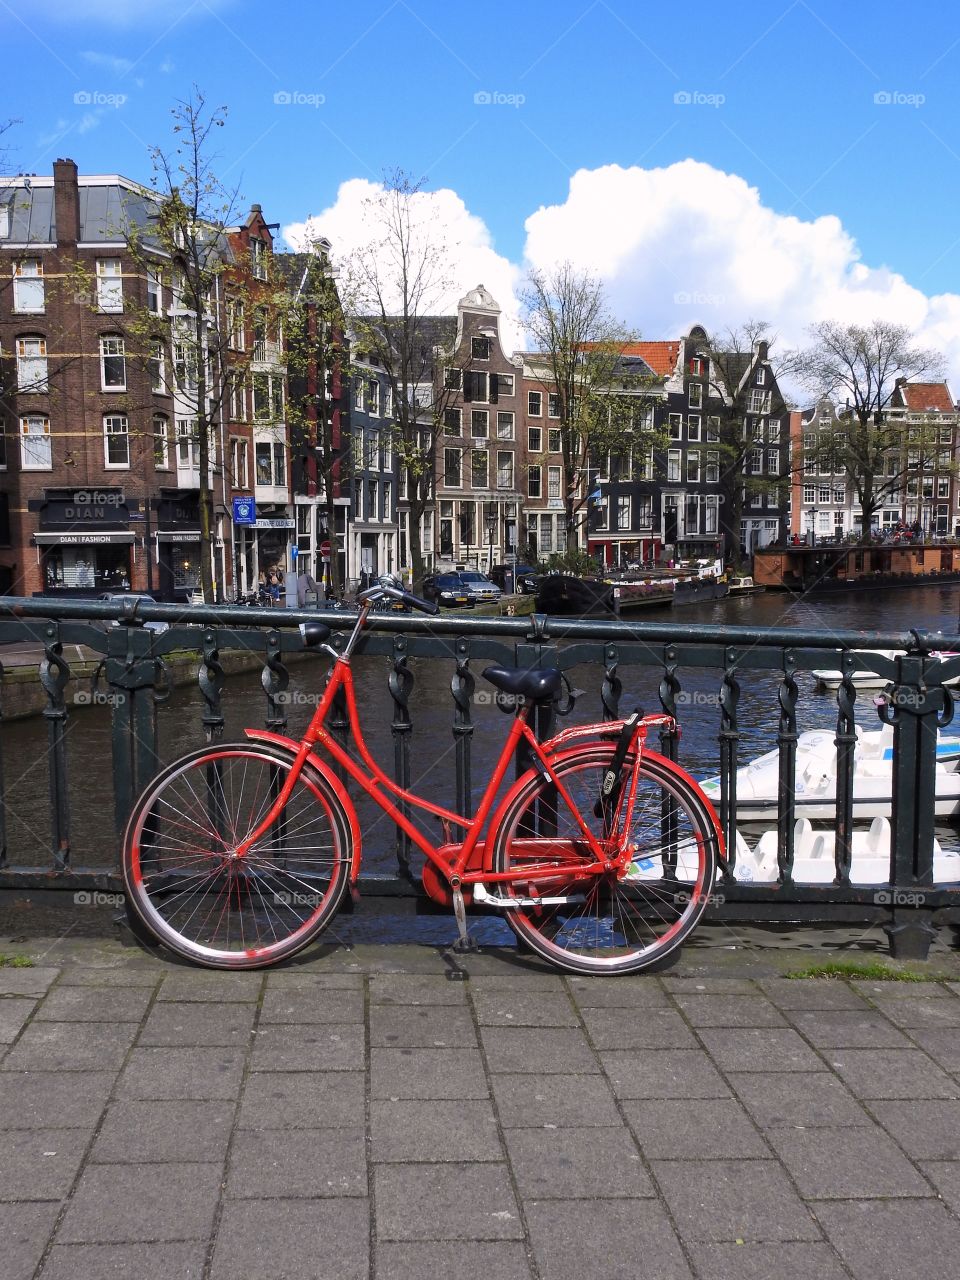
[267,566,281,605]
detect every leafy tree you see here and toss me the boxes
[798,320,945,542]
[340,170,461,590]
[521,263,657,553]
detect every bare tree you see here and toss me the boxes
[521,263,654,553]
[799,320,945,541]
[341,170,460,590]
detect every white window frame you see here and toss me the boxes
[667,449,681,482]
[548,393,561,419]
[19,414,52,470]
[100,335,126,391]
[471,336,490,360]
[96,258,123,312]
[444,447,463,488]
[616,495,631,531]
[147,270,162,315]
[547,465,562,500]
[367,379,380,416]
[444,407,462,436]
[16,336,48,392]
[13,259,44,313]
[527,390,542,417]
[687,415,701,441]
[705,450,720,484]
[496,450,514,490]
[669,413,682,439]
[496,411,514,440]
[497,372,515,397]
[528,464,542,499]
[471,448,489,489]
[527,425,542,453]
[471,409,489,439]
[548,427,562,454]
[688,382,703,408]
[103,413,130,468]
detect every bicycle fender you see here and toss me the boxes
[243,729,363,883]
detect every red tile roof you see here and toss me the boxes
[899,381,954,413]
[618,341,681,376]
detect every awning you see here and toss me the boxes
[33,532,136,546]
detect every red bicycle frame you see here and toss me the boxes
[235,655,652,890]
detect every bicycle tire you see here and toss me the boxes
[122,743,352,969]
[489,745,719,975]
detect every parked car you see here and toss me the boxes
[456,570,502,604]
[96,592,170,634]
[422,574,475,608]
[490,563,540,594]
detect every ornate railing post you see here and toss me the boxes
[199,630,225,744]
[262,629,290,733]
[878,642,954,958]
[102,622,163,849]
[833,657,858,884]
[718,648,741,880]
[601,646,622,722]
[776,651,799,884]
[451,641,475,817]
[389,634,415,875]
[40,627,71,871]
[658,645,681,763]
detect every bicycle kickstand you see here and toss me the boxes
[451,886,480,953]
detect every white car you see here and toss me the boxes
[457,571,502,603]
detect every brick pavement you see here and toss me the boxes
[2,937,960,1279]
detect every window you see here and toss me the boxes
[748,448,763,474]
[250,238,268,280]
[368,380,380,415]
[254,373,283,421]
[353,378,364,411]
[230,376,246,421]
[363,431,377,468]
[147,271,161,315]
[528,465,542,499]
[177,418,198,469]
[13,259,44,312]
[528,390,542,416]
[382,431,392,469]
[96,259,123,312]
[818,485,832,503]
[367,478,378,517]
[255,441,272,485]
[149,341,166,394]
[459,502,477,545]
[496,411,514,440]
[174,342,197,393]
[669,413,682,439]
[472,449,488,488]
[547,465,562,500]
[20,415,51,469]
[383,479,392,515]
[16,336,48,391]
[938,476,951,498]
[690,356,702,375]
[384,383,393,417]
[471,409,488,438]
[103,414,129,467]
[497,451,514,489]
[766,449,778,474]
[833,486,846,504]
[497,372,514,396]
[469,371,488,402]
[443,407,462,436]
[616,496,631,530]
[527,425,542,453]
[768,418,780,441]
[667,449,681,482]
[747,387,770,414]
[803,484,816,503]
[637,495,653,527]
[444,448,462,487]
[686,451,700,483]
[688,382,702,408]
[100,335,126,390]
[548,393,561,419]
[230,436,248,488]
[707,416,720,442]
[271,442,285,487]
[444,367,462,390]
[705,450,720,483]
[752,419,764,440]
[548,427,562,454]
[704,497,718,533]
[687,415,701,441]
[153,415,170,469]
[471,336,490,359]
[756,367,766,385]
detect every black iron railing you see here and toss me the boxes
[1,596,959,958]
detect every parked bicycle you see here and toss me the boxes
[122,575,723,973]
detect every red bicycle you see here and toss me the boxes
[122,577,723,973]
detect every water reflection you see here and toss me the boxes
[2,585,958,874]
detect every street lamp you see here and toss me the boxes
[486,503,497,575]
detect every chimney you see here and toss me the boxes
[757,339,769,361]
[53,157,80,245]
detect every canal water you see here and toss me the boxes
[2,584,959,879]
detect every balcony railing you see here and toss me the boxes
[0,596,958,958]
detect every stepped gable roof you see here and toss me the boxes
[898,381,954,413]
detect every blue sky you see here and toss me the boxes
[4,0,960,375]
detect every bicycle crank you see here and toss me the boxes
[451,886,479,953]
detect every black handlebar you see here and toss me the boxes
[399,589,439,616]
[359,584,438,616]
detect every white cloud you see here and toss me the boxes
[284,159,960,392]
[523,159,960,388]
[80,50,135,75]
[284,178,523,348]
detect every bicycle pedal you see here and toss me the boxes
[451,933,480,954]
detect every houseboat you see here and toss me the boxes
[753,540,960,593]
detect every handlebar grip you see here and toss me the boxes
[402,591,439,616]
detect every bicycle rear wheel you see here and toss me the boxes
[490,746,719,975]
[122,744,351,969]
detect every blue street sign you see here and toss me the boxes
[232,497,256,525]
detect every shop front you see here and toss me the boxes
[253,513,295,582]
[30,488,138,596]
[155,492,201,602]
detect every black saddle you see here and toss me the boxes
[300,621,332,647]
[482,665,563,701]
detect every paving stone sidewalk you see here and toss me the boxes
[2,937,960,1279]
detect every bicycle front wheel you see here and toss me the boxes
[122,744,351,969]
[490,746,719,975]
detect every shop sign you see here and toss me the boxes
[33,532,136,546]
[232,496,257,525]
[253,517,295,529]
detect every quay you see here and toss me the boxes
[1,928,960,1279]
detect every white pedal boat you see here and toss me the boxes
[700,724,960,821]
[732,816,960,885]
